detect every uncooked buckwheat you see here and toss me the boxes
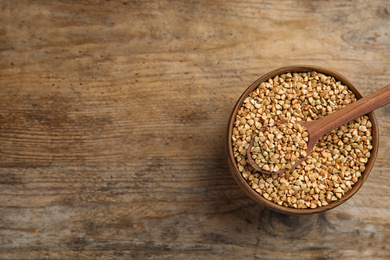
[231,71,373,209]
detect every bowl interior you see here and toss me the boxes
[227,65,379,215]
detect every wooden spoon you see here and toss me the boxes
[247,84,390,175]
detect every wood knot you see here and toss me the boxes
[259,209,319,238]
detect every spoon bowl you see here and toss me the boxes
[246,120,308,175]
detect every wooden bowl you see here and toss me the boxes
[226,65,379,215]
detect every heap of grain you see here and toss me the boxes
[231,71,373,209]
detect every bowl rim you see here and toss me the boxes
[226,65,379,215]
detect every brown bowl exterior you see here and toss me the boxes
[227,65,379,215]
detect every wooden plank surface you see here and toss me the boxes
[0,0,389,259]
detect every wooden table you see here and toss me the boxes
[1,0,389,259]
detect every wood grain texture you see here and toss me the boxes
[0,0,389,259]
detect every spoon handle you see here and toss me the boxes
[305,84,390,142]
